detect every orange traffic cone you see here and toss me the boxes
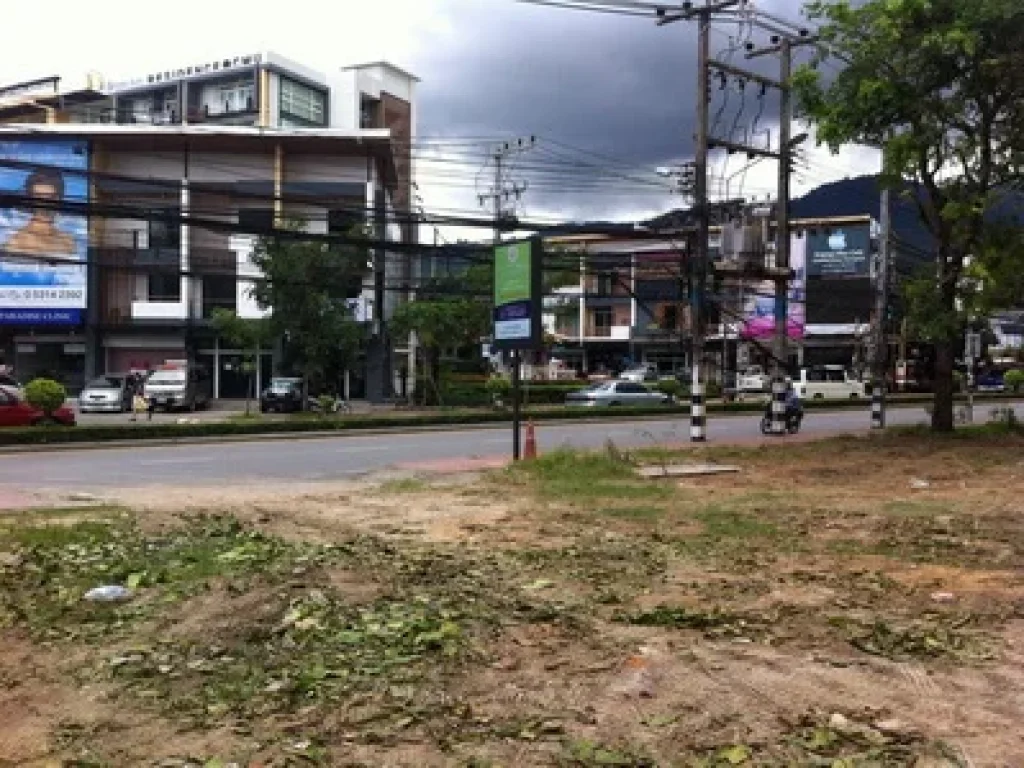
[523,420,538,460]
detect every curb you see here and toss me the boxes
[0,400,993,456]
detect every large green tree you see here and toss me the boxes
[210,309,271,415]
[391,264,491,405]
[794,0,1024,430]
[250,221,368,393]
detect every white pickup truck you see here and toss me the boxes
[794,365,867,400]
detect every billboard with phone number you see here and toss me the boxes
[0,139,89,325]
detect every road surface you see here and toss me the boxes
[3,401,1017,495]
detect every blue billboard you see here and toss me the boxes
[0,139,89,324]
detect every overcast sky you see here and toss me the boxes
[1,0,877,238]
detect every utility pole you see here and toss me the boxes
[690,10,712,443]
[481,137,535,460]
[872,186,891,429]
[659,0,812,441]
[770,37,793,437]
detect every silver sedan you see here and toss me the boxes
[78,375,132,413]
[565,380,671,408]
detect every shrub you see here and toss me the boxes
[24,378,66,416]
[484,376,512,406]
[1004,369,1024,393]
[654,378,684,402]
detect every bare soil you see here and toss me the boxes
[2,431,1023,766]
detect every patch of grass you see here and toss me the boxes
[618,604,742,632]
[559,738,654,767]
[691,711,955,766]
[0,513,328,640]
[694,506,779,540]
[598,505,664,520]
[837,615,996,662]
[511,448,670,503]
[106,591,466,725]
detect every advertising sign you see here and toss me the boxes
[0,139,89,325]
[493,238,542,350]
[807,225,870,277]
[739,233,806,341]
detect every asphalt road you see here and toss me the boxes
[3,401,1019,494]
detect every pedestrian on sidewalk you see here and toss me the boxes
[131,391,147,422]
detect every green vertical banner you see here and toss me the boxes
[493,237,542,350]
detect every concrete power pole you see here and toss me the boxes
[872,186,891,429]
[690,10,712,443]
[480,138,535,460]
[770,38,793,436]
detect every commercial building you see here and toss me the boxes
[543,212,883,379]
[0,55,417,399]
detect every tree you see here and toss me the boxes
[24,378,66,422]
[250,221,368,394]
[391,264,491,405]
[210,309,271,415]
[794,0,1024,431]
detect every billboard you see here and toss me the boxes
[0,139,89,325]
[738,233,806,341]
[807,224,871,277]
[493,238,542,350]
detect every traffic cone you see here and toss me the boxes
[524,420,538,460]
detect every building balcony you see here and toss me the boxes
[585,325,631,340]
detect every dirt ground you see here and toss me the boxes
[2,429,1023,767]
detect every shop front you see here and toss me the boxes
[9,335,87,393]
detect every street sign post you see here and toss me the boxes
[965,332,981,424]
[493,238,543,460]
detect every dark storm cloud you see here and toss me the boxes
[409,0,815,219]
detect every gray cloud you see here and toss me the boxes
[408,0,815,221]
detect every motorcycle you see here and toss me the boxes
[760,404,803,435]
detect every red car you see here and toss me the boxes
[0,386,76,427]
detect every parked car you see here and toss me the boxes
[620,364,659,383]
[737,366,770,394]
[143,362,212,412]
[566,380,670,408]
[260,377,306,413]
[0,387,76,427]
[974,369,1005,392]
[794,365,867,400]
[78,374,133,413]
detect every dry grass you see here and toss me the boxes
[1,431,1023,766]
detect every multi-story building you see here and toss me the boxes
[544,212,882,380]
[0,54,417,399]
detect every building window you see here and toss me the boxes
[149,210,180,251]
[148,272,181,302]
[280,77,326,125]
[593,308,613,330]
[238,208,275,233]
[218,81,255,114]
[661,305,679,330]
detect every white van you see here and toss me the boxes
[794,365,867,400]
[143,361,212,412]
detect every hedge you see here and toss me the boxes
[0,392,1015,447]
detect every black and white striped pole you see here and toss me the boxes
[871,186,890,431]
[871,381,886,429]
[770,375,788,435]
[691,365,706,442]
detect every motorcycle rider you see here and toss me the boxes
[762,379,803,430]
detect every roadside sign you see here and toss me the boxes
[492,237,543,351]
[965,332,981,361]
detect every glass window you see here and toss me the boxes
[808,367,827,382]
[87,376,124,389]
[826,368,846,382]
[148,272,181,302]
[280,77,326,125]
